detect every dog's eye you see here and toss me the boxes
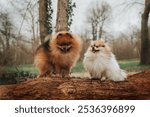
[102,45,105,47]
[95,46,99,48]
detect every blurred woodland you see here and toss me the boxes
[0,0,150,67]
[0,0,150,100]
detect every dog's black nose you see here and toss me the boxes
[63,47,68,52]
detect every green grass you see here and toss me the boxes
[0,62,84,74]
[72,61,85,73]
[119,59,150,71]
[0,64,39,74]
[1,59,150,74]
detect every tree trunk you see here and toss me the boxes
[56,0,68,32]
[98,24,103,39]
[5,17,10,50]
[39,0,48,44]
[140,0,150,64]
[98,19,105,39]
[92,23,96,40]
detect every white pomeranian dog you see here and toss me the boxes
[83,39,127,81]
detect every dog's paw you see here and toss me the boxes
[100,76,106,81]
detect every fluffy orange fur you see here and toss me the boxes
[34,31,82,78]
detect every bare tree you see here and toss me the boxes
[0,12,14,49]
[11,0,39,38]
[56,0,68,32]
[87,1,111,40]
[0,1,47,65]
[39,0,48,43]
[119,0,150,64]
[87,9,98,40]
[10,0,40,57]
[12,0,53,48]
[0,12,16,65]
[140,0,150,64]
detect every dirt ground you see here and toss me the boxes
[0,71,150,100]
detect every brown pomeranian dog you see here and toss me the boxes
[34,31,82,78]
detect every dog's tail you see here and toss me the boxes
[121,69,127,79]
[111,69,127,82]
[44,35,52,42]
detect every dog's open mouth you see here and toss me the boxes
[57,45,72,53]
[92,49,100,53]
[61,48,71,53]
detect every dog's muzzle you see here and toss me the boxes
[92,47,99,53]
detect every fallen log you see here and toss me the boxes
[0,71,150,100]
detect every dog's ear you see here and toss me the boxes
[100,38,105,43]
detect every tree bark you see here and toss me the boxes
[39,0,48,44]
[4,14,12,50]
[92,23,97,40]
[140,0,150,64]
[56,0,68,32]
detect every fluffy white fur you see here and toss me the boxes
[83,40,127,81]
